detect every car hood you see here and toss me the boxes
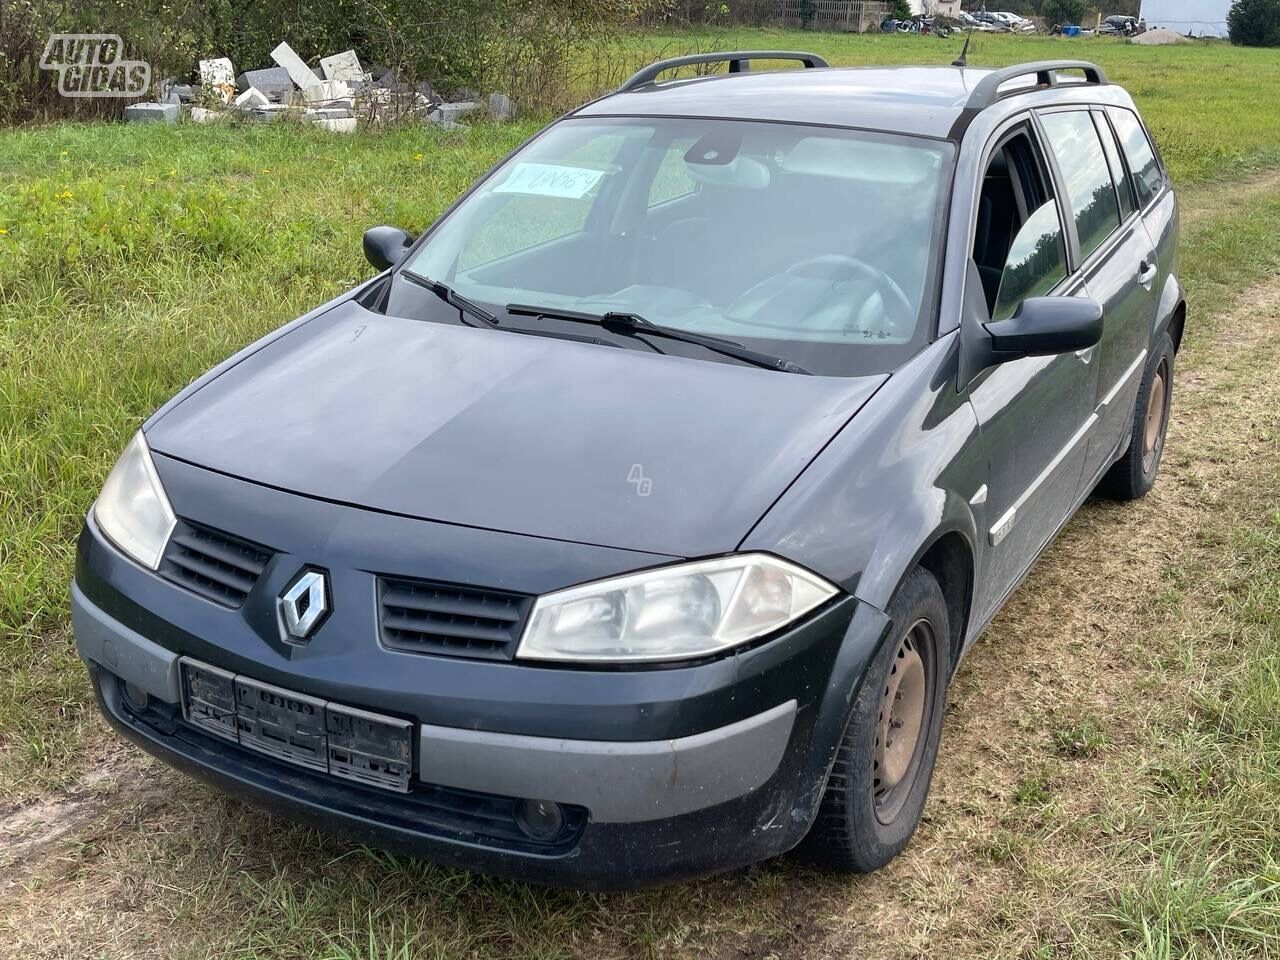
[147,301,886,557]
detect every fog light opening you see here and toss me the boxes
[515,798,566,841]
[120,679,150,713]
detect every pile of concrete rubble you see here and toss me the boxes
[124,42,514,133]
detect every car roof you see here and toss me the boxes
[574,61,1121,141]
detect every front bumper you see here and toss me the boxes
[73,460,894,888]
[76,582,796,825]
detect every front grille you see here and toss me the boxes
[159,520,273,607]
[378,576,533,660]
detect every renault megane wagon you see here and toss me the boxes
[73,52,1182,889]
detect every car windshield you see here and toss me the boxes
[405,117,954,376]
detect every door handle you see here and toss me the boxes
[1138,260,1158,289]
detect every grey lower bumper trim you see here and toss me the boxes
[72,583,797,824]
[72,581,181,704]
[418,700,797,823]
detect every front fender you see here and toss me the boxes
[740,333,985,615]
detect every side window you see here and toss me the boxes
[992,201,1069,321]
[457,134,627,270]
[1109,108,1163,207]
[1096,112,1135,218]
[647,138,698,207]
[973,126,1068,319]
[1040,110,1121,262]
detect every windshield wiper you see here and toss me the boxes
[401,271,498,328]
[505,304,811,374]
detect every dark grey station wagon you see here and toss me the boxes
[73,53,1182,888]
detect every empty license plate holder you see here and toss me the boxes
[179,656,412,793]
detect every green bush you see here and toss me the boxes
[1228,0,1280,45]
[1041,0,1090,26]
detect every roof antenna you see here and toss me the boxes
[952,0,974,67]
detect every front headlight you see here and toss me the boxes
[93,431,176,570]
[517,554,839,663]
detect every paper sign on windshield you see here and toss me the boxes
[493,162,605,199]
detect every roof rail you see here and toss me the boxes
[617,51,829,93]
[966,60,1108,111]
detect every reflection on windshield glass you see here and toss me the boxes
[992,201,1067,322]
[405,117,954,376]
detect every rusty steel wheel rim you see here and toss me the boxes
[1142,358,1169,473]
[873,618,934,824]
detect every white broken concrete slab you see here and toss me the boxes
[304,105,353,120]
[302,78,352,104]
[233,86,269,109]
[199,57,234,87]
[270,41,317,90]
[313,117,357,133]
[320,49,364,84]
[198,58,235,103]
[189,106,223,124]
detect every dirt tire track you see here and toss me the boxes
[0,743,161,894]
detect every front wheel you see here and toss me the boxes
[799,566,950,872]
[1098,331,1175,500]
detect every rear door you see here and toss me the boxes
[1037,107,1158,480]
[965,119,1100,627]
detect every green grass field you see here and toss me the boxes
[2,28,1280,960]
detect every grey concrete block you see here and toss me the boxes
[124,102,179,123]
[434,100,480,123]
[487,92,515,121]
[237,66,293,100]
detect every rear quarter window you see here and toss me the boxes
[1109,108,1164,207]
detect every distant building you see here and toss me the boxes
[1138,0,1231,36]
[909,0,962,14]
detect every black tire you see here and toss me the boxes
[799,566,950,872]
[1098,332,1175,501]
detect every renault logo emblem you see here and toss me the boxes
[280,569,329,641]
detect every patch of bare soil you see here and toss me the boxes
[2,281,1279,960]
[0,743,162,893]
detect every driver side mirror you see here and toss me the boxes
[985,296,1103,359]
[363,225,415,271]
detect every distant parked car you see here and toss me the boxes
[1100,14,1141,35]
[957,10,1001,30]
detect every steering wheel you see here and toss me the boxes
[783,254,917,337]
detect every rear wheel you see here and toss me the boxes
[1098,332,1175,500]
[799,566,949,872]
